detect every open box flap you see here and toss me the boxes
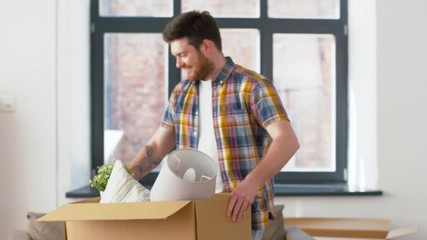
[386,226,418,239]
[285,217,391,238]
[39,200,192,221]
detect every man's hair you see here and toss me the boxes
[162,11,222,51]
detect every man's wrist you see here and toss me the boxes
[131,145,162,180]
[244,171,265,188]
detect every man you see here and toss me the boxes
[130,10,299,240]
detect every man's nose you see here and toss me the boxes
[176,58,183,68]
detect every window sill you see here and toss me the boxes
[66,183,382,198]
[274,183,382,196]
[66,185,101,198]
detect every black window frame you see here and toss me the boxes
[90,0,348,186]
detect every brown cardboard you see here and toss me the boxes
[39,193,251,240]
[285,217,418,239]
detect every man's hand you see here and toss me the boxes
[226,178,259,222]
[226,120,299,223]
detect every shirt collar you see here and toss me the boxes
[192,57,235,86]
[213,56,235,85]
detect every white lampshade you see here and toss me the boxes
[150,149,217,201]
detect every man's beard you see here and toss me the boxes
[187,52,214,81]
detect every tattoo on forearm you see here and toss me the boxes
[133,145,162,180]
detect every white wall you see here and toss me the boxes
[56,0,91,206]
[276,0,427,239]
[0,0,58,240]
[1,0,426,239]
[347,0,378,189]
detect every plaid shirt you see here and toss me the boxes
[161,57,289,230]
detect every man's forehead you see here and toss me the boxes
[171,37,193,54]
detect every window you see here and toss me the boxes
[90,0,348,186]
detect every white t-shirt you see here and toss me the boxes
[198,80,224,193]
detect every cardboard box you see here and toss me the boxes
[39,193,251,240]
[285,217,418,239]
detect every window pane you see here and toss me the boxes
[182,0,259,18]
[100,0,173,17]
[273,34,336,172]
[221,29,260,72]
[104,33,167,165]
[268,0,340,19]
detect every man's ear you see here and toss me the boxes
[200,39,213,53]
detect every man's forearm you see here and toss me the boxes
[131,145,162,180]
[130,126,176,180]
[246,121,300,186]
[226,122,299,222]
[246,136,298,186]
